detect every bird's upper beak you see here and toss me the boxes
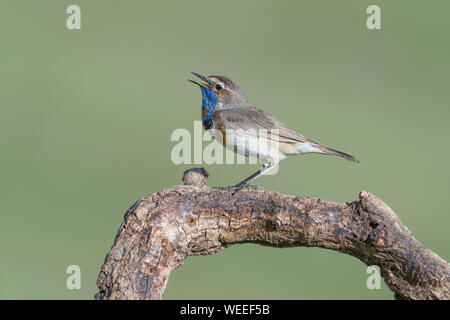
[188,72,211,89]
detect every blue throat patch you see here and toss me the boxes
[200,87,217,130]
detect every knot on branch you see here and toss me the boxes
[182,167,209,187]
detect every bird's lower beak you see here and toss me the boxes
[188,72,210,89]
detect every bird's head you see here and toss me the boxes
[189,72,248,109]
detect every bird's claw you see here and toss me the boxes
[212,184,264,196]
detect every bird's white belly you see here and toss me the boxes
[218,130,284,164]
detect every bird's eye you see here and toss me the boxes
[215,83,224,91]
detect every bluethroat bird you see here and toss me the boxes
[189,72,359,193]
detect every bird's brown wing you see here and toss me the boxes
[214,106,316,144]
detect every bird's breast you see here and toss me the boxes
[212,127,283,163]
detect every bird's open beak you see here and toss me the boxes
[188,72,210,89]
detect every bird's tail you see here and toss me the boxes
[316,145,360,163]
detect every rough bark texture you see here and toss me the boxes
[95,168,449,300]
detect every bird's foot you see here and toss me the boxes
[213,184,264,196]
[230,183,247,195]
[212,185,245,191]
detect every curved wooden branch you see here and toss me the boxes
[95,168,449,300]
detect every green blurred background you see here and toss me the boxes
[0,0,449,299]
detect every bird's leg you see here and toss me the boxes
[230,163,275,195]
